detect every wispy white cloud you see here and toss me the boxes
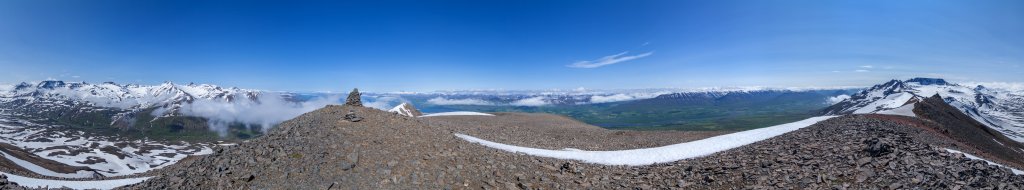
[567,51,653,69]
[860,65,874,69]
[825,94,851,105]
[855,69,870,72]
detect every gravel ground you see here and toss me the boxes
[114,105,1024,189]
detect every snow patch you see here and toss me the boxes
[853,93,914,114]
[944,149,1023,175]
[878,103,917,117]
[0,172,150,189]
[419,111,495,117]
[456,116,835,166]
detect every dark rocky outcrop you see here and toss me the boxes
[906,77,949,85]
[910,94,1024,169]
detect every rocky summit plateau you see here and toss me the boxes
[116,103,1024,189]
[0,79,1023,190]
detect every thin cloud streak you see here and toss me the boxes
[567,51,654,69]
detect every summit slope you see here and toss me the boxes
[120,105,1024,189]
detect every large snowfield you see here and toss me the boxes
[456,116,835,166]
[1,172,150,189]
[0,116,212,177]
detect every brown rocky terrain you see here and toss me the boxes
[112,103,1024,189]
[2,90,1023,189]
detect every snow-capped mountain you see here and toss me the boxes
[388,103,422,117]
[823,78,1024,142]
[0,80,261,125]
[0,80,343,139]
[2,80,259,112]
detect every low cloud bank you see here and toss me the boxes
[825,94,851,105]
[963,82,1024,92]
[589,92,666,104]
[427,97,495,106]
[364,95,407,110]
[510,97,549,106]
[174,93,341,136]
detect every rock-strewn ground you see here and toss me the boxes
[118,105,1024,189]
[598,116,1024,189]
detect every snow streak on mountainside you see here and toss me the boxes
[0,80,340,134]
[824,78,1024,142]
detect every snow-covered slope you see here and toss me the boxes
[824,78,1024,142]
[0,116,212,177]
[1,171,151,189]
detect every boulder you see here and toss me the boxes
[343,110,363,122]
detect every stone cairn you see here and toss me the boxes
[345,88,362,107]
[343,88,364,122]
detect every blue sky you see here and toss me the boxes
[1,0,1022,92]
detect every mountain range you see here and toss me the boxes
[0,81,297,140]
[823,78,1024,142]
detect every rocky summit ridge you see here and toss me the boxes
[118,100,1024,189]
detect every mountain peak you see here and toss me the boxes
[905,78,948,86]
[388,102,422,117]
[36,80,66,89]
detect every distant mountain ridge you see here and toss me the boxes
[823,77,1024,142]
[1,80,260,120]
[0,80,280,140]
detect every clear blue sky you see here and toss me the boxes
[1,0,1022,92]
